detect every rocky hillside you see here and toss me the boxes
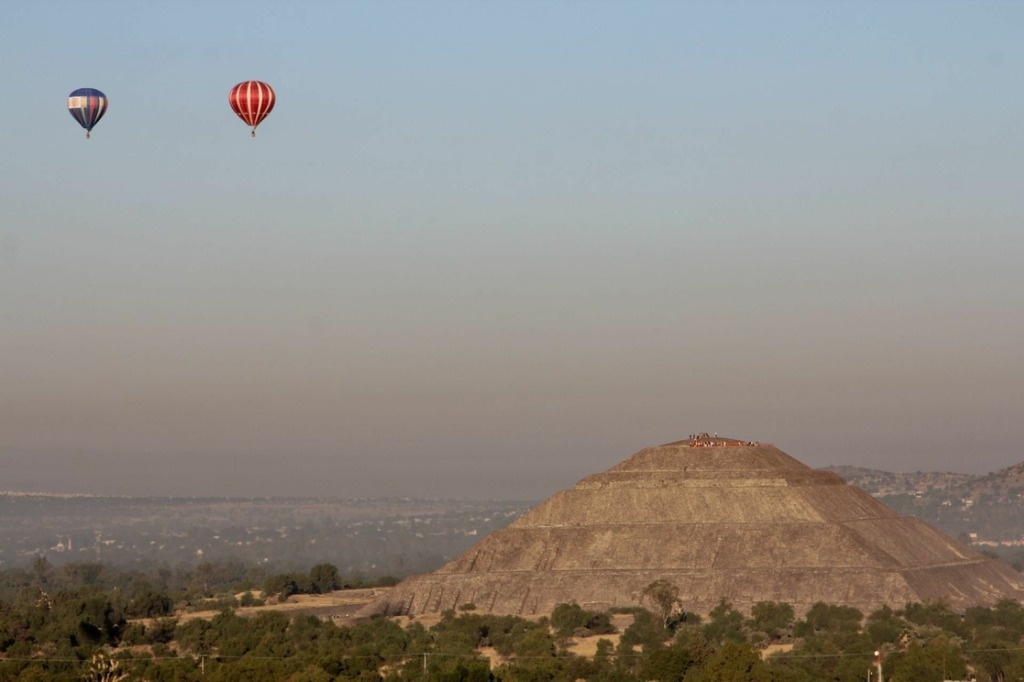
[821,466,973,496]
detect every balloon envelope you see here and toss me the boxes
[229,81,275,136]
[68,88,108,138]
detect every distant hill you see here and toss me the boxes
[820,466,973,496]
[821,462,1024,547]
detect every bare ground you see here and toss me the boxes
[168,588,383,625]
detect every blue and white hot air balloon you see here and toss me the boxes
[67,88,108,139]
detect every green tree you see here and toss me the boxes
[865,605,907,646]
[689,640,771,682]
[308,564,340,595]
[795,602,863,637]
[620,609,669,652]
[746,601,794,641]
[143,617,176,646]
[126,588,173,618]
[175,616,213,654]
[703,598,745,644]
[886,638,966,682]
[968,598,1024,641]
[901,601,965,637]
[511,626,555,659]
[551,602,589,637]
[673,625,713,669]
[264,574,301,600]
[969,637,1024,682]
[61,563,107,587]
[638,642,699,681]
[285,665,332,682]
[773,606,874,682]
[29,557,53,589]
[550,602,614,638]
[429,659,491,682]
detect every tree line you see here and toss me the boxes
[2,560,1024,680]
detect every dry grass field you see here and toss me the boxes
[170,587,383,625]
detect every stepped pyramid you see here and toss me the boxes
[364,436,1024,617]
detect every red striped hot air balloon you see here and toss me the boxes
[228,81,275,137]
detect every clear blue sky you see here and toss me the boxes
[2,1,1023,498]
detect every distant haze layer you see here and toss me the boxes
[2,2,1023,498]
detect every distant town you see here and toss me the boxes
[4,459,1024,578]
[0,494,531,577]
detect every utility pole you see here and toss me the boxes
[874,650,883,682]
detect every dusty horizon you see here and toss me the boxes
[3,2,1022,501]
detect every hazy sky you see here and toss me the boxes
[2,1,1023,499]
